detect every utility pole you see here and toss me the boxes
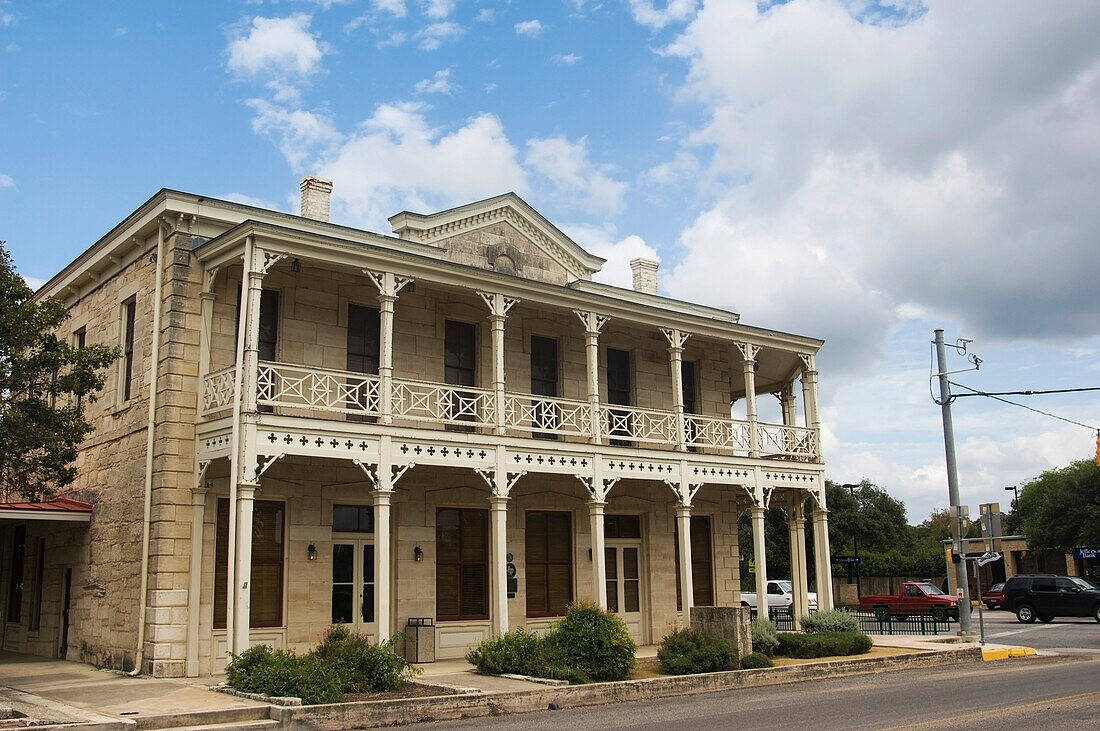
[933,329,976,638]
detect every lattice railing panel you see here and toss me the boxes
[601,405,678,446]
[203,366,236,413]
[257,362,380,416]
[757,423,819,459]
[504,394,589,436]
[391,379,495,427]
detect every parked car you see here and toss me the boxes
[858,581,959,622]
[740,579,818,615]
[981,582,1006,610]
[1001,574,1100,623]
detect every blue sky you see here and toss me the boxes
[2,0,1099,524]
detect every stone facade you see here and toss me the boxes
[0,187,829,676]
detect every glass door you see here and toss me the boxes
[332,540,375,637]
[605,544,644,642]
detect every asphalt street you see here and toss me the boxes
[970,607,1100,653]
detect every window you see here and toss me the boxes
[604,514,641,539]
[258,289,280,361]
[606,348,632,445]
[214,499,285,629]
[73,329,86,408]
[530,336,559,437]
[7,525,25,623]
[346,305,380,417]
[525,511,572,617]
[675,516,714,609]
[444,321,477,427]
[682,361,698,451]
[436,508,488,621]
[122,299,137,401]
[332,505,374,533]
[30,538,45,631]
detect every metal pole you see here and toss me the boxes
[974,558,986,644]
[934,329,975,638]
[844,483,862,598]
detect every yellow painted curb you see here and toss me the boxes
[982,646,1036,661]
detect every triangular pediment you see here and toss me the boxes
[387,193,606,284]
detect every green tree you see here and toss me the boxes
[0,243,117,501]
[1018,460,1100,552]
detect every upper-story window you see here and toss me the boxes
[682,361,698,451]
[347,305,381,375]
[258,290,280,361]
[531,335,559,438]
[606,348,632,445]
[444,320,477,427]
[121,298,137,401]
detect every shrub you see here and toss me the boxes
[739,652,774,670]
[542,602,637,682]
[465,628,546,677]
[776,631,873,658]
[657,628,736,675]
[750,618,779,657]
[800,609,859,634]
[312,625,419,693]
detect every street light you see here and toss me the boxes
[1004,485,1019,512]
[841,483,862,597]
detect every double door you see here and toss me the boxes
[332,540,375,637]
[605,544,645,642]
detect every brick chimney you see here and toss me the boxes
[300,176,333,222]
[629,258,659,295]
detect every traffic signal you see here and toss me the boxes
[1095,431,1100,467]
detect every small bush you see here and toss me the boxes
[465,628,546,677]
[739,652,774,670]
[750,618,779,657]
[312,625,418,693]
[542,602,637,683]
[776,631,873,658]
[657,629,737,675]
[800,609,859,634]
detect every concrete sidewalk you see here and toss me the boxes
[0,636,1030,729]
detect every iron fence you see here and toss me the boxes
[748,607,954,635]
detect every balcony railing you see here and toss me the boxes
[201,361,819,460]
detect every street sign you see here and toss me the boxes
[977,551,1002,567]
[833,556,861,564]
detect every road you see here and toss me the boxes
[971,608,1100,653]
[427,652,1100,730]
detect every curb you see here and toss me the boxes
[270,646,983,729]
[981,646,1036,661]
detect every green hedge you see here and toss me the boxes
[799,609,859,634]
[657,628,737,675]
[776,631,873,658]
[750,618,779,657]
[739,652,775,669]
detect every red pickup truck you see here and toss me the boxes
[859,581,960,622]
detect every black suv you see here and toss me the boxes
[1001,573,1100,624]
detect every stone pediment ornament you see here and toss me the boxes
[387,192,606,282]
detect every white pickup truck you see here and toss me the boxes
[740,579,818,615]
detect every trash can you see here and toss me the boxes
[403,617,435,663]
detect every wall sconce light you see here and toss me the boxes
[414,546,424,562]
[307,543,317,561]
[291,257,302,273]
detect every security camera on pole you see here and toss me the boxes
[933,329,981,640]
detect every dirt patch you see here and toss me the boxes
[770,645,918,667]
[343,682,454,702]
[629,661,666,680]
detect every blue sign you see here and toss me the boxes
[833,556,861,564]
[1072,547,1100,560]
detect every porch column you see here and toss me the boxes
[186,482,208,677]
[233,483,257,654]
[479,292,518,436]
[366,271,411,424]
[800,355,821,460]
[490,495,510,635]
[779,383,797,427]
[812,507,834,610]
[787,496,808,629]
[736,343,761,457]
[662,329,690,451]
[676,504,694,625]
[575,311,609,443]
[374,488,393,641]
[198,266,218,410]
[588,500,608,608]
[750,504,769,619]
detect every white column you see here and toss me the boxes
[779,383,797,427]
[575,311,608,443]
[589,500,608,608]
[812,507,834,611]
[750,505,769,620]
[737,343,761,457]
[490,495,510,635]
[479,293,517,436]
[787,497,807,629]
[663,329,689,451]
[374,488,393,641]
[366,271,411,424]
[676,504,694,626]
[800,355,821,461]
[186,484,207,677]
[233,483,257,654]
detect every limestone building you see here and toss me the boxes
[0,179,831,676]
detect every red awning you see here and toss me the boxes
[0,497,93,523]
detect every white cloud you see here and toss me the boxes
[476,9,495,22]
[227,14,326,78]
[525,136,628,217]
[246,99,342,172]
[628,0,697,30]
[220,192,286,212]
[0,173,14,189]
[372,0,405,17]
[514,19,543,38]
[640,150,698,186]
[551,52,582,66]
[0,12,15,27]
[314,104,527,230]
[414,68,453,94]
[113,27,127,37]
[416,21,462,51]
[421,0,454,20]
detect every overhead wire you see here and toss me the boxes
[948,380,1100,432]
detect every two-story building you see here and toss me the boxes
[0,178,832,676]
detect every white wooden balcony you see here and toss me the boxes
[201,361,819,461]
